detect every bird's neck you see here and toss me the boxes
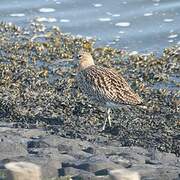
[79,60,95,70]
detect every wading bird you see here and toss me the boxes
[76,51,143,130]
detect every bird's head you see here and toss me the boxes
[75,51,94,70]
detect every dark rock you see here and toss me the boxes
[27,140,49,149]
[62,155,122,174]
[95,169,109,176]
[77,160,121,172]
[59,167,89,177]
[62,160,81,169]
[145,159,161,165]
[83,147,96,154]
[173,174,180,180]
[27,148,39,155]
[72,171,96,180]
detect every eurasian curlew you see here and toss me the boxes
[75,51,143,130]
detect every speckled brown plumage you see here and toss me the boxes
[77,65,142,106]
[76,51,143,130]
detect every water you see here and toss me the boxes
[0,0,180,53]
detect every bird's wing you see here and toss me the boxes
[81,65,143,105]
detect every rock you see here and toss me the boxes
[29,154,75,178]
[27,140,49,149]
[5,161,42,180]
[82,146,96,154]
[27,148,39,154]
[43,136,85,151]
[109,169,140,180]
[62,160,82,169]
[0,126,180,180]
[62,155,122,174]
[97,146,147,164]
[108,155,132,168]
[58,143,73,153]
[77,161,121,172]
[59,167,79,176]
[0,142,27,160]
[72,171,96,180]
[131,164,180,180]
[152,151,179,166]
[145,159,161,165]
[21,129,46,139]
[69,150,92,160]
[59,167,90,176]
[173,174,180,180]
[40,159,61,178]
[95,169,109,176]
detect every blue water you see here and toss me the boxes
[0,0,180,53]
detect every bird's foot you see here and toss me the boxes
[102,118,107,131]
[102,119,112,131]
[108,118,112,127]
[102,124,106,131]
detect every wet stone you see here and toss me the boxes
[27,140,49,149]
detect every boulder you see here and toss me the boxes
[5,161,42,180]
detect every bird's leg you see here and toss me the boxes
[107,108,111,127]
[102,108,111,130]
[102,117,107,131]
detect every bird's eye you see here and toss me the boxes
[78,54,82,59]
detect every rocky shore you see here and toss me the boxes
[0,123,179,180]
